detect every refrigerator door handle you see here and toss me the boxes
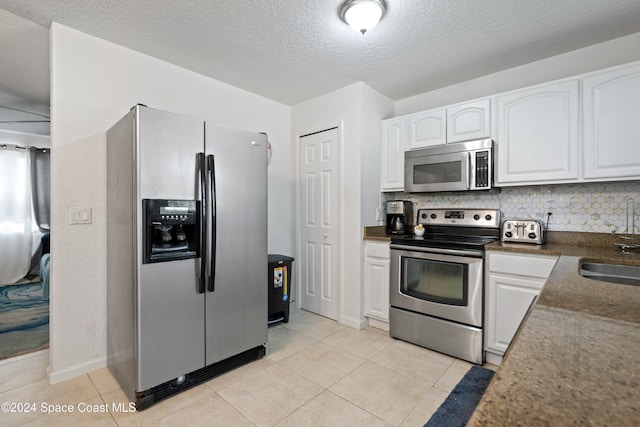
[197,152,207,294]
[207,154,216,292]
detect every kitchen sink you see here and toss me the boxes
[579,262,640,286]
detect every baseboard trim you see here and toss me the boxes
[48,355,107,384]
[339,314,368,330]
[366,317,389,332]
[484,351,503,366]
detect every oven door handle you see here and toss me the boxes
[390,244,484,258]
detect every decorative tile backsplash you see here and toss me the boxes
[384,181,640,233]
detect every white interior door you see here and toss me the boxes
[298,128,339,320]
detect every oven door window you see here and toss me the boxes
[402,256,468,306]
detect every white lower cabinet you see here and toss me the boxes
[485,251,558,364]
[363,241,390,327]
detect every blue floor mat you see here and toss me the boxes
[425,365,495,427]
[0,282,49,359]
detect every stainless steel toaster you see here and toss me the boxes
[501,219,545,245]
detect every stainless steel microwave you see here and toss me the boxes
[405,139,494,193]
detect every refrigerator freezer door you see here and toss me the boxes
[138,106,205,200]
[138,261,204,390]
[204,124,268,365]
[136,107,206,390]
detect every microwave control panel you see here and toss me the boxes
[475,151,490,188]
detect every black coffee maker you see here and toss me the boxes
[386,200,413,235]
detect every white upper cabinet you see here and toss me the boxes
[378,60,640,193]
[447,98,491,143]
[380,117,405,192]
[583,63,640,180]
[494,79,580,185]
[407,108,447,149]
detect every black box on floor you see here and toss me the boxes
[268,254,294,325]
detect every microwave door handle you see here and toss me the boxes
[466,152,471,189]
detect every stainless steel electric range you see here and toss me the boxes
[389,208,501,364]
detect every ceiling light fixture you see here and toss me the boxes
[339,0,387,35]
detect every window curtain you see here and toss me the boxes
[0,146,50,285]
[30,148,51,232]
[27,148,51,276]
[0,146,33,285]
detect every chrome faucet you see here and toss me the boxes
[614,198,640,251]
[617,242,640,251]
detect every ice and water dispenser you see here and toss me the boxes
[142,199,200,264]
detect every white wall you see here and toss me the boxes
[396,32,640,115]
[360,85,395,226]
[49,23,291,382]
[291,82,393,328]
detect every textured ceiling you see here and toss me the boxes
[0,8,49,135]
[1,0,640,112]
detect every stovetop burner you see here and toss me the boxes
[391,233,499,251]
[391,208,501,251]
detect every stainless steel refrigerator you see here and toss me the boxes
[106,105,267,409]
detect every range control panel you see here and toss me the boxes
[417,209,501,228]
[502,220,544,244]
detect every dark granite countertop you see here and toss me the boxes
[363,226,391,242]
[470,232,640,426]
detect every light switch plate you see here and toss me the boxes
[70,207,92,225]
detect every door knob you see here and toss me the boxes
[324,233,328,238]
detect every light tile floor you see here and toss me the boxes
[0,308,495,426]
